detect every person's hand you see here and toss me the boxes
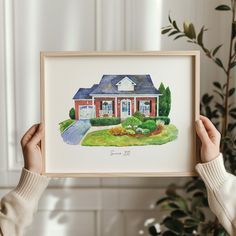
[20,124,44,174]
[195,115,221,163]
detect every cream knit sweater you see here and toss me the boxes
[0,168,49,236]
[0,154,235,236]
[196,153,236,236]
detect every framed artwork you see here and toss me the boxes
[41,51,200,177]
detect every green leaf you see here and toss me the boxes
[197,26,204,46]
[156,197,172,205]
[230,107,236,113]
[228,123,236,131]
[230,61,236,69]
[162,28,172,34]
[213,90,224,100]
[168,203,180,209]
[230,113,236,119]
[232,22,236,39]
[188,23,196,39]
[163,217,184,234]
[168,30,179,36]
[184,218,199,227]
[215,5,231,11]
[172,21,180,31]
[213,81,222,89]
[184,226,198,234]
[202,94,213,105]
[214,58,224,68]
[163,231,178,236]
[212,44,223,56]
[215,103,225,115]
[228,88,235,96]
[174,34,185,40]
[168,14,172,23]
[148,225,159,236]
[171,210,187,218]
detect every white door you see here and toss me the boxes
[120,99,131,119]
[79,105,94,119]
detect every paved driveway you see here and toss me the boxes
[61,120,91,145]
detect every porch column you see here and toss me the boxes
[92,96,95,117]
[156,96,159,116]
[115,97,118,117]
[134,97,136,113]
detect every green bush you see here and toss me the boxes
[90,117,121,126]
[144,116,170,125]
[142,128,150,135]
[133,111,145,122]
[139,120,157,132]
[69,107,75,120]
[135,127,144,134]
[121,117,142,130]
[126,129,136,135]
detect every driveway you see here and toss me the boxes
[61,120,91,145]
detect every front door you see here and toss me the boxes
[120,99,131,119]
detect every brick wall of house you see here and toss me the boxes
[75,100,92,120]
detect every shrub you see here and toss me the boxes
[90,117,121,126]
[144,116,170,125]
[122,117,142,130]
[69,107,75,119]
[142,128,150,135]
[109,126,127,136]
[133,111,145,122]
[135,127,144,134]
[126,129,136,135]
[139,120,157,132]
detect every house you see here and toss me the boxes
[73,74,161,120]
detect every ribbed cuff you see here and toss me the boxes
[14,168,49,201]
[195,153,229,191]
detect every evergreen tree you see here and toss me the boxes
[165,86,171,116]
[158,83,171,117]
[69,107,75,119]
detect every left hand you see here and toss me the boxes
[20,124,44,174]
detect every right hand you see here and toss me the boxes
[195,115,221,163]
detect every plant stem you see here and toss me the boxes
[221,0,236,148]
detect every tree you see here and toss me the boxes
[69,107,75,120]
[158,83,171,117]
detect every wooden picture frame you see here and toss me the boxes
[41,51,200,177]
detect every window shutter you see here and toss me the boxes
[112,100,115,113]
[100,101,103,110]
[137,101,140,111]
[150,100,152,113]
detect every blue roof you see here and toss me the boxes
[73,84,98,99]
[73,75,160,99]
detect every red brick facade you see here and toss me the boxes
[74,97,158,119]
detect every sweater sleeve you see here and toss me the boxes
[0,168,49,236]
[196,154,236,236]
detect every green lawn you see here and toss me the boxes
[81,124,178,146]
[59,119,76,133]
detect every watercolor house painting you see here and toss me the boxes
[59,74,178,147]
[73,75,162,120]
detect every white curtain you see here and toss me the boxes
[1,0,225,175]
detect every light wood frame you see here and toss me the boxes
[41,51,200,177]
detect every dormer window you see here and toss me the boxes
[116,77,136,91]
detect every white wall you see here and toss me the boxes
[0,0,228,235]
